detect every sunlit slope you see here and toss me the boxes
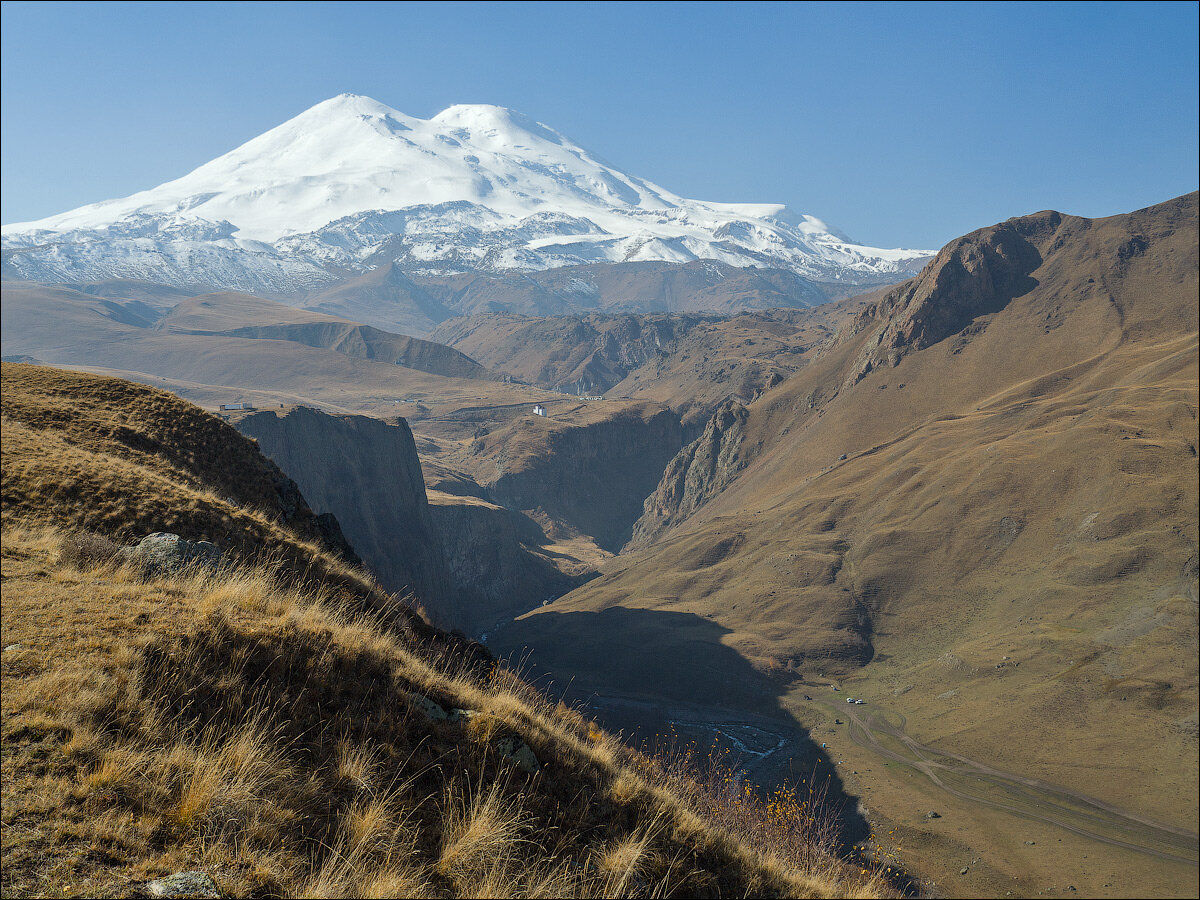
[1,363,892,899]
[502,193,1199,822]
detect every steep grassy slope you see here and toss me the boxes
[0,364,355,574]
[495,194,1200,895]
[1,363,892,899]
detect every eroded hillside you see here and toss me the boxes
[431,301,862,430]
[493,194,1200,896]
[0,362,895,899]
[233,406,452,618]
[231,404,593,636]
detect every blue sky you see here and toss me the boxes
[1,0,1196,249]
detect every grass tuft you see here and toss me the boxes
[3,518,901,898]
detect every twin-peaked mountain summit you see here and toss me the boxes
[2,93,929,302]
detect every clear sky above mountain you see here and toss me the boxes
[1,0,1196,249]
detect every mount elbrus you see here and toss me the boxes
[2,93,929,334]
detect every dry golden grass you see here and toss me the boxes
[2,523,894,899]
[1,361,487,672]
[1,361,896,898]
[495,194,1199,897]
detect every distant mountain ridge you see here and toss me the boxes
[2,93,929,302]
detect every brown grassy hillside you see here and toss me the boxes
[494,194,1200,896]
[1,364,892,898]
[0,280,559,420]
[1,363,348,565]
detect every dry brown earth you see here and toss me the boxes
[493,194,1200,897]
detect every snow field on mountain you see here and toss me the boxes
[2,94,930,290]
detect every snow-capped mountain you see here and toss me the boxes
[2,94,930,294]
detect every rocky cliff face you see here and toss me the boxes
[480,404,684,552]
[844,213,1056,384]
[235,407,453,622]
[628,401,751,548]
[426,491,591,636]
[432,312,710,395]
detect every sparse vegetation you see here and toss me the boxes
[54,530,123,571]
[2,524,894,898]
[1,363,895,898]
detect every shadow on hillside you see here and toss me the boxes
[491,606,871,854]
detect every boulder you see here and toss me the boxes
[411,694,448,722]
[126,533,224,575]
[129,871,223,898]
[496,734,540,774]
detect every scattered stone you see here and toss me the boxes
[2,644,20,653]
[960,867,969,875]
[447,708,478,724]
[1025,840,1036,845]
[927,811,942,819]
[130,871,223,898]
[411,694,448,721]
[496,734,540,774]
[125,533,224,575]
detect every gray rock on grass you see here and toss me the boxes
[130,870,223,898]
[126,533,224,575]
[412,694,448,721]
[497,734,541,774]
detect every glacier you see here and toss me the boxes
[2,94,931,294]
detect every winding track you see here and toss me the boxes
[806,692,1199,866]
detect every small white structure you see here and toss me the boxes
[219,402,255,411]
[533,404,546,417]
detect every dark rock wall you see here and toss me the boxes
[236,407,454,621]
